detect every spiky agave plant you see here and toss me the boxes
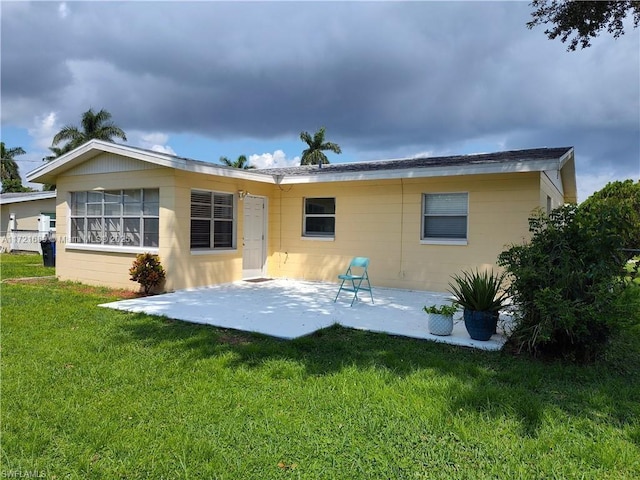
[448,269,508,312]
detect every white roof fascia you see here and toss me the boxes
[276,158,563,185]
[0,191,57,205]
[557,147,578,203]
[558,147,575,169]
[98,142,275,183]
[179,161,276,183]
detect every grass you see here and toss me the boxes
[0,252,55,280]
[2,253,639,479]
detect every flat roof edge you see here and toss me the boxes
[277,159,561,184]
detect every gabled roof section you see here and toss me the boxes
[0,190,57,205]
[26,140,276,185]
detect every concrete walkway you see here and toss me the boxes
[100,278,508,351]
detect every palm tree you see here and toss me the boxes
[1,142,26,192]
[44,145,70,161]
[51,108,127,153]
[219,155,255,169]
[299,127,342,165]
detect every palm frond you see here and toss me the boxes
[313,127,326,146]
[321,142,342,154]
[219,154,255,169]
[52,126,82,146]
[1,143,26,159]
[300,131,313,146]
[96,124,127,142]
[219,156,233,167]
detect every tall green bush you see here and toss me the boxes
[498,187,639,362]
[579,179,640,251]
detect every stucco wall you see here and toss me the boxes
[540,170,566,213]
[166,169,273,290]
[51,154,558,293]
[54,157,272,291]
[55,155,177,291]
[267,172,542,292]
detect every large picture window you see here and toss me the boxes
[70,189,159,247]
[303,197,335,237]
[422,193,468,241]
[190,190,235,249]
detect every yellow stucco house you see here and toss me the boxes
[26,140,577,293]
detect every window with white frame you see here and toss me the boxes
[422,192,468,241]
[70,189,159,247]
[190,190,235,249]
[303,197,335,237]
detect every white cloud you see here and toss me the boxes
[58,2,69,19]
[148,144,177,155]
[249,150,300,169]
[129,131,177,156]
[140,132,169,145]
[27,111,60,150]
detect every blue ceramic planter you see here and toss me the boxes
[463,309,498,341]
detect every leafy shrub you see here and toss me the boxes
[423,304,458,316]
[580,179,640,251]
[624,256,640,286]
[129,253,166,294]
[498,196,638,362]
[616,257,640,330]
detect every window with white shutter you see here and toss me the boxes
[422,193,468,242]
[190,190,235,249]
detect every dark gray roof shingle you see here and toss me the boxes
[256,147,573,176]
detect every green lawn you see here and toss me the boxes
[2,254,639,479]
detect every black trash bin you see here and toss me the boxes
[40,239,56,267]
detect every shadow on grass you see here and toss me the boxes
[114,311,640,440]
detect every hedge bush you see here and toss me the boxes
[498,180,640,362]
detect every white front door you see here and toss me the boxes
[242,196,266,278]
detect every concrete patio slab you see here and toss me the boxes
[100,279,508,350]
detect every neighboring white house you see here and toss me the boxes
[0,191,57,253]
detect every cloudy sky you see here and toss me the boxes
[2,1,638,201]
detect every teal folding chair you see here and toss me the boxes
[334,257,374,306]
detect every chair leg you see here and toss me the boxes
[334,279,346,303]
[350,277,365,306]
[364,275,374,304]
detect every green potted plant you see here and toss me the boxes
[423,304,458,336]
[448,269,508,341]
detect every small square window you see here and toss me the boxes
[303,198,335,237]
[422,193,468,241]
